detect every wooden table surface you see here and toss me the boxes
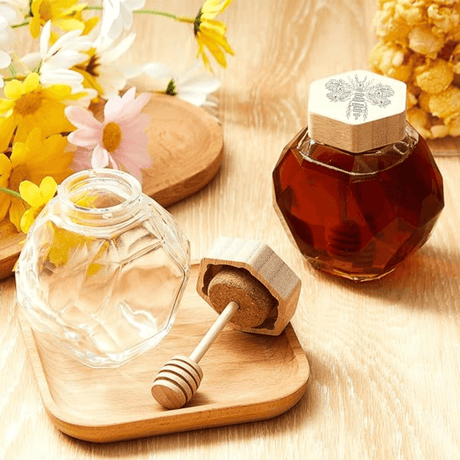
[2,0,460,458]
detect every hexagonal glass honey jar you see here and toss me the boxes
[273,70,444,282]
[16,169,190,367]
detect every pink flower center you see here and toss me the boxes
[102,122,122,152]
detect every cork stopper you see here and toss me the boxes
[307,70,407,153]
[208,266,277,328]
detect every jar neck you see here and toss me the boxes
[294,123,420,176]
[58,169,142,228]
[301,122,419,156]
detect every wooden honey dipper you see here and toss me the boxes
[151,237,302,410]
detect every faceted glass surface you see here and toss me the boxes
[273,124,444,281]
[16,170,190,367]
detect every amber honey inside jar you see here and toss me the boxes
[273,70,444,282]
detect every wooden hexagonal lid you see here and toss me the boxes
[197,237,302,336]
[308,69,407,153]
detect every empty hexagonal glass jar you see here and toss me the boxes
[273,70,444,282]
[16,169,190,367]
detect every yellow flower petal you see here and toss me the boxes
[0,100,15,115]
[47,226,86,267]
[61,2,87,14]
[196,40,211,70]
[202,18,227,35]
[53,17,85,31]
[9,198,27,231]
[0,194,11,222]
[199,32,228,68]
[23,73,41,93]
[202,0,233,18]
[83,16,99,34]
[0,195,10,215]
[19,180,42,208]
[31,0,42,16]
[52,0,79,9]
[20,208,36,233]
[0,153,12,178]
[11,142,29,166]
[29,17,41,38]
[201,24,234,54]
[25,128,43,152]
[41,84,73,100]
[0,116,17,152]
[40,176,58,202]
[4,80,23,100]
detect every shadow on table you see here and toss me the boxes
[306,244,460,312]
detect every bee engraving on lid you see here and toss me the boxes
[325,74,395,121]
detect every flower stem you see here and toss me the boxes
[0,187,23,201]
[11,20,29,29]
[133,9,179,19]
[84,5,189,21]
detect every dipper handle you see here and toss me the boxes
[189,301,239,363]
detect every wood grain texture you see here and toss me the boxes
[2,0,460,458]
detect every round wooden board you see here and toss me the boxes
[139,93,223,207]
[0,94,223,281]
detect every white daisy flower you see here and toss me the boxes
[72,33,136,100]
[38,21,95,91]
[127,61,221,107]
[100,0,145,41]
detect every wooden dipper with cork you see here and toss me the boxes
[151,237,302,409]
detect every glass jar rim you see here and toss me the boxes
[58,169,142,218]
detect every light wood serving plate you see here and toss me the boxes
[0,94,223,281]
[18,264,310,443]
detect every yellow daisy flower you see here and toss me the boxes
[180,0,235,71]
[29,0,90,38]
[0,73,82,152]
[19,176,57,233]
[0,128,73,230]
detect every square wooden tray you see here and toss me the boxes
[18,264,310,443]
